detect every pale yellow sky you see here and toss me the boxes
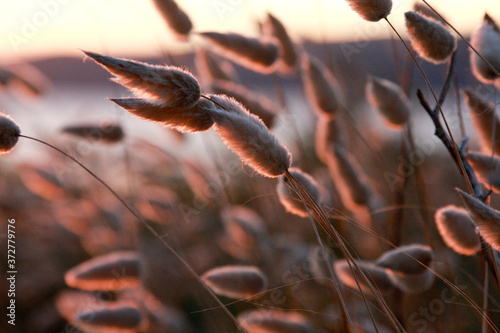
[0,0,499,61]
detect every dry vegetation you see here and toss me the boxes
[2,0,500,332]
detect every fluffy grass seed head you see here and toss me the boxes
[346,0,392,22]
[237,310,314,333]
[201,265,268,299]
[334,259,395,296]
[470,14,500,84]
[277,167,321,217]
[74,303,144,331]
[0,113,20,155]
[221,205,267,248]
[302,54,344,118]
[61,123,124,143]
[262,13,299,74]
[375,244,433,275]
[64,251,140,291]
[435,205,481,256]
[200,32,280,74]
[110,97,214,133]
[208,94,292,178]
[366,76,410,129]
[405,11,457,64]
[152,0,193,41]
[375,244,435,294]
[457,189,500,252]
[83,51,201,108]
[325,144,372,209]
[467,152,500,193]
[463,89,500,155]
[210,80,278,128]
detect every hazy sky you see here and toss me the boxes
[1,0,499,61]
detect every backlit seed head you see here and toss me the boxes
[463,90,500,155]
[110,97,214,133]
[467,152,500,193]
[457,189,500,252]
[302,54,344,117]
[277,167,321,217]
[201,265,268,299]
[238,310,314,333]
[470,14,500,84]
[83,51,201,108]
[201,32,280,74]
[366,76,410,129]
[405,11,456,64]
[346,0,392,22]
[0,113,20,155]
[262,13,299,74]
[375,244,433,275]
[61,123,124,143]
[208,94,292,178]
[152,0,193,40]
[435,205,481,256]
[64,251,140,291]
[334,259,395,296]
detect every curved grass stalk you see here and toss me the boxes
[18,134,247,333]
[285,170,406,333]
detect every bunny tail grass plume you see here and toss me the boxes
[152,0,192,41]
[75,303,144,331]
[315,116,345,163]
[64,251,140,291]
[262,13,299,74]
[0,113,20,154]
[195,47,237,83]
[110,97,214,133]
[405,11,456,64]
[375,244,435,294]
[334,259,395,296]
[435,205,481,256]
[325,145,372,210]
[346,0,392,22]
[208,94,292,178]
[457,189,500,252]
[301,54,344,118]
[61,123,124,143]
[210,80,278,128]
[470,14,500,85]
[221,205,267,248]
[366,76,410,129]
[237,310,314,333]
[201,265,268,299]
[200,32,280,74]
[467,152,500,193]
[277,167,321,217]
[83,51,200,108]
[463,90,500,155]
